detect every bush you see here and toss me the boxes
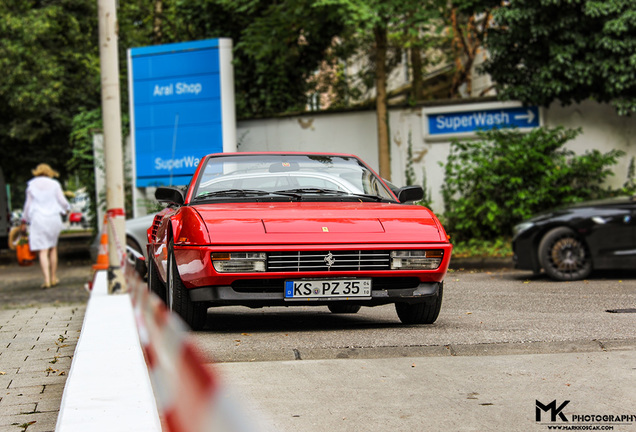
[441,126,625,241]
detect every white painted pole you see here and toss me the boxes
[97,0,127,294]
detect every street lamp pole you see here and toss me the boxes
[97,0,126,294]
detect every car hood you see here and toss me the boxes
[192,202,446,245]
[525,195,635,223]
[565,195,635,209]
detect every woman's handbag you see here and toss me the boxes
[10,226,36,266]
[16,242,36,266]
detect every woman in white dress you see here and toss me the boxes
[21,164,70,289]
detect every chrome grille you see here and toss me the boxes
[267,250,391,272]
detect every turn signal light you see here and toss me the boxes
[390,250,444,270]
[212,252,267,273]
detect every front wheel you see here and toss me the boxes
[395,283,443,324]
[538,227,592,281]
[167,239,208,330]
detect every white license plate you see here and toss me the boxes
[284,279,372,300]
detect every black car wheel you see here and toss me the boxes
[147,258,166,303]
[126,236,147,279]
[538,227,592,281]
[395,283,443,324]
[167,239,207,330]
[327,304,361,314]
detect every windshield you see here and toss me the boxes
[191,154,395,202]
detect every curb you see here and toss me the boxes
[56,271,161,431]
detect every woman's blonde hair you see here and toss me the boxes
[32,163,59,178]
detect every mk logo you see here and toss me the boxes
[536,400,570,422]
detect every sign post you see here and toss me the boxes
[128,39,236,216]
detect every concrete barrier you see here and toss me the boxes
[56,270,161,431]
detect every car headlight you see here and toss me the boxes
[390,250,444,270]
[212,252,266,273]
[513,221,535,237]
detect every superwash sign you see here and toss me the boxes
[426,105,540,136]
[128,38,236,187]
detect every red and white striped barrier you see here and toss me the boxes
[121,225,258,431]
[61,212,262,431]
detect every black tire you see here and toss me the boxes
[147,258,167,303]
[327,303,361,314]
[126,236,144,257]
[538,227,592,281]
[395,283,443,325]
[167,239,207,330]
[126,236,147,279]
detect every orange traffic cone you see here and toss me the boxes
[92,215,109,271]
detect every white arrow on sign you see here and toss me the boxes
[514,109,535,124]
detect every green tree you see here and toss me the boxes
[132,0,349,118]
[232,0,348,116]
[480,0,636,115]
[316,0,446,179]
[445,0,500,97]
[0,0,100,206]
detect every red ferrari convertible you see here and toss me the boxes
[146,152,452,330]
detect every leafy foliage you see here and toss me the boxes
[482,0,636,115]
[444,0,500,97]
[0,0,100,207]
[623,156,636,195]
[451,237,512,259]
[234,1,349,115]
[68,109,102,229]
[441,127,625,241]
[138,0,350,117]
[68,107,134,226]
[317,0,448,101]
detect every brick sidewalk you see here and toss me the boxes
[0,241,91,432]
[0,305,85,432]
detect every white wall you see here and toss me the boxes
[237,100,636,213]
[545,100,636,183]
[237,111,380,168]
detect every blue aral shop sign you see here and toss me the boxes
[427,106,539,136]
[128,38,236,187]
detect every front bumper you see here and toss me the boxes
[189,280,441,307]
[512,234,540,272]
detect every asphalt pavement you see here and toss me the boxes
[218,349,636,432]
[206,269,636,432]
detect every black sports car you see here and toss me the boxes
[512,196,636,280]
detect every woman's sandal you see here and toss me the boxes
[41,282,51,289]
[51,278,60,287]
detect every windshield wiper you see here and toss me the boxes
[273,188,389,202]
[273,188,347,197]
[194,189,271,200]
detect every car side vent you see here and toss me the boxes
[149,215,162,241]
[267,250,391,272]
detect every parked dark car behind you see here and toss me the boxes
[512,195,636,281]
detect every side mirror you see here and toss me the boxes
[155,186,185,205]
[396,186,424,203]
